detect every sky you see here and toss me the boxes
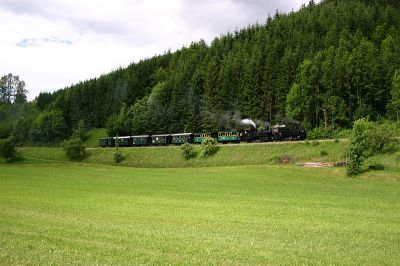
[0,0,315,100]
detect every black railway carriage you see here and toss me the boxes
[131,135,151,146]
[151,134,171,145]
[99,138,112,147]
[114,136,132,147]
[171,133,194,145]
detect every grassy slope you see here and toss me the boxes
[19,140,400,172]
[20,140,349,168]
[0,164,399,265]
[83,128,108,148]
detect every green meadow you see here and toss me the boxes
[1,162,400,265]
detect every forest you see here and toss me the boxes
[1,0,400,143]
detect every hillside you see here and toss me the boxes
[5,0,399,144]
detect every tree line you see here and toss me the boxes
[2,0,400,144]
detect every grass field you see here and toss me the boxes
[1,163,400,264]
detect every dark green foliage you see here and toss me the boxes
[72,120,88,141]
[12,118,33,144]
[307,127,333,140]
[0,102,37,140]
[0,120,12,139]
[180,143,196,160]
[62,138,87,161]
[32,109,67,143]
[199,137,219,158]
[347,119,399,176]
[387,70,400,120]
[0,104,15,138]
[320,150,328,156]
[36,92,55,111]
[0,140,22,162]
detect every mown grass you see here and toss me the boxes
[20,140,349,168]
[0,164,399,264]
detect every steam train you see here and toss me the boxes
[98,125,306,147]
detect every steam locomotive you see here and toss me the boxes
[98,125,306,147]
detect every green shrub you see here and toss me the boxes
[114,150,124,163]
[332,129,352,139]
[320,150,328,156]
[63,138,87,161]
[0,140,23,162]
[180,143,196,160]
[346,119,399,176]
[0,121,13,139]
[304,140,310,145]
[200,137,219,158]
[307,127,331,140]
[334,138,340,144]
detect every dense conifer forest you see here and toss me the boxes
[2,0,400,142]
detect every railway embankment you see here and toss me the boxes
[19,140,349,168]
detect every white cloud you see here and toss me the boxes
[0,0,313,100]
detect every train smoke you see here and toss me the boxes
[240,119,256,129]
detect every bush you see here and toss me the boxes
[307,127,332,140]
[320,150,328,156]
[346,119,399,176]
[0,121,13,139]
[114,150,124,163]
[63,138,87,161]
[0,140,22,162]
[180,143,196,160]
[200,137,219,158]
[334,138,340,144]
[332,129,352,139]
[32,109,67,143]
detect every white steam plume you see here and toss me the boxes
[240,118,256,129]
